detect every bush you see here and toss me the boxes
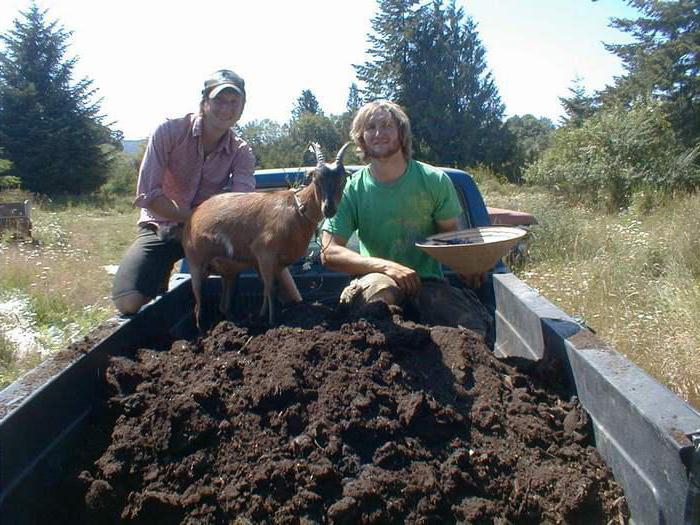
[0,175,21,191]
[525,102,700,211]
[100,152,138,196]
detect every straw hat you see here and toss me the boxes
[416,226,527,274]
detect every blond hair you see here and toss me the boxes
[350,100,413,161]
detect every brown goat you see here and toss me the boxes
[182,142,350,328]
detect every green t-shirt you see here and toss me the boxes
[322,160,463,279]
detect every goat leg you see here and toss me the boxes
[257,256,279,325]
[220,273,239,321]
[210,257,242,321]
[268,278,279,326]
[258,281,279,326]
[259,293,269,322]
[189,265,206,332]
[278,267,302,304]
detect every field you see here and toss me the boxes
[0,194,136,386]
[1,180,699,410]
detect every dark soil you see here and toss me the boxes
[77,302,628,524]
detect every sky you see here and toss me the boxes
[0,0,640,139]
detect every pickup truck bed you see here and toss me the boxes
[0,167,698,524]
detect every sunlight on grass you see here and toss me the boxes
[0,310,44,390]
[0,197,137,385]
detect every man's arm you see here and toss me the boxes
[134,119,194,224]
[436,217,486,288]
[320,231,421,295]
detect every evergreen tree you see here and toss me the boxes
[559,77,598,128]
[0,4,120,195]
[603,0,700,145]
[291,89,322,120]
[355,0,422,102]
[345,82,362,113]
[331,83,362,150]
[356,0,507,168]
[0,147,10,176]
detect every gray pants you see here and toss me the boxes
[340,273,493,341]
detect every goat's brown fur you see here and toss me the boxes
[183,166,343,328]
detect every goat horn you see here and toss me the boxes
[335,142,351,164]
[309,142,325,166]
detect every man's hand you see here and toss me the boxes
[383,261,421,296]
[320,231,421,295]
[458,272,486,289]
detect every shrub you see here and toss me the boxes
[100,152,138,196]
[525,102,700,211]
[0,175,20,190]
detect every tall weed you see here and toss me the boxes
[0,331,20,389]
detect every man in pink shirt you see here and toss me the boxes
[113,69,300,315]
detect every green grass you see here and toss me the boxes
[0,192,137,388]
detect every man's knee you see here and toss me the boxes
[113,291,150,315]
[340,273,404,307]
[367,286,402,305]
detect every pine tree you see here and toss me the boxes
[291,89,322,120]
[0,4,119,195]
[559,77,598,128]
[355,0,422,102]
[345,82,362,113]
[355,0,507,168]
[603,0,699,145]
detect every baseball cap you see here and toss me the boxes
[203,69,246,99]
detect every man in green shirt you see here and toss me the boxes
[321,100,491,339]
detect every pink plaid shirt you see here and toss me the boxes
[134,113,255,225]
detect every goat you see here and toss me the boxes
[182,142,350,329]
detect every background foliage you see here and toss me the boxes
[603,0,700,147]
[0,3,121,195]
[356,0,510,169]
[525,101,700,210]
[525,0,700,209]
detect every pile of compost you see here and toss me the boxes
[77,303,627,524]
